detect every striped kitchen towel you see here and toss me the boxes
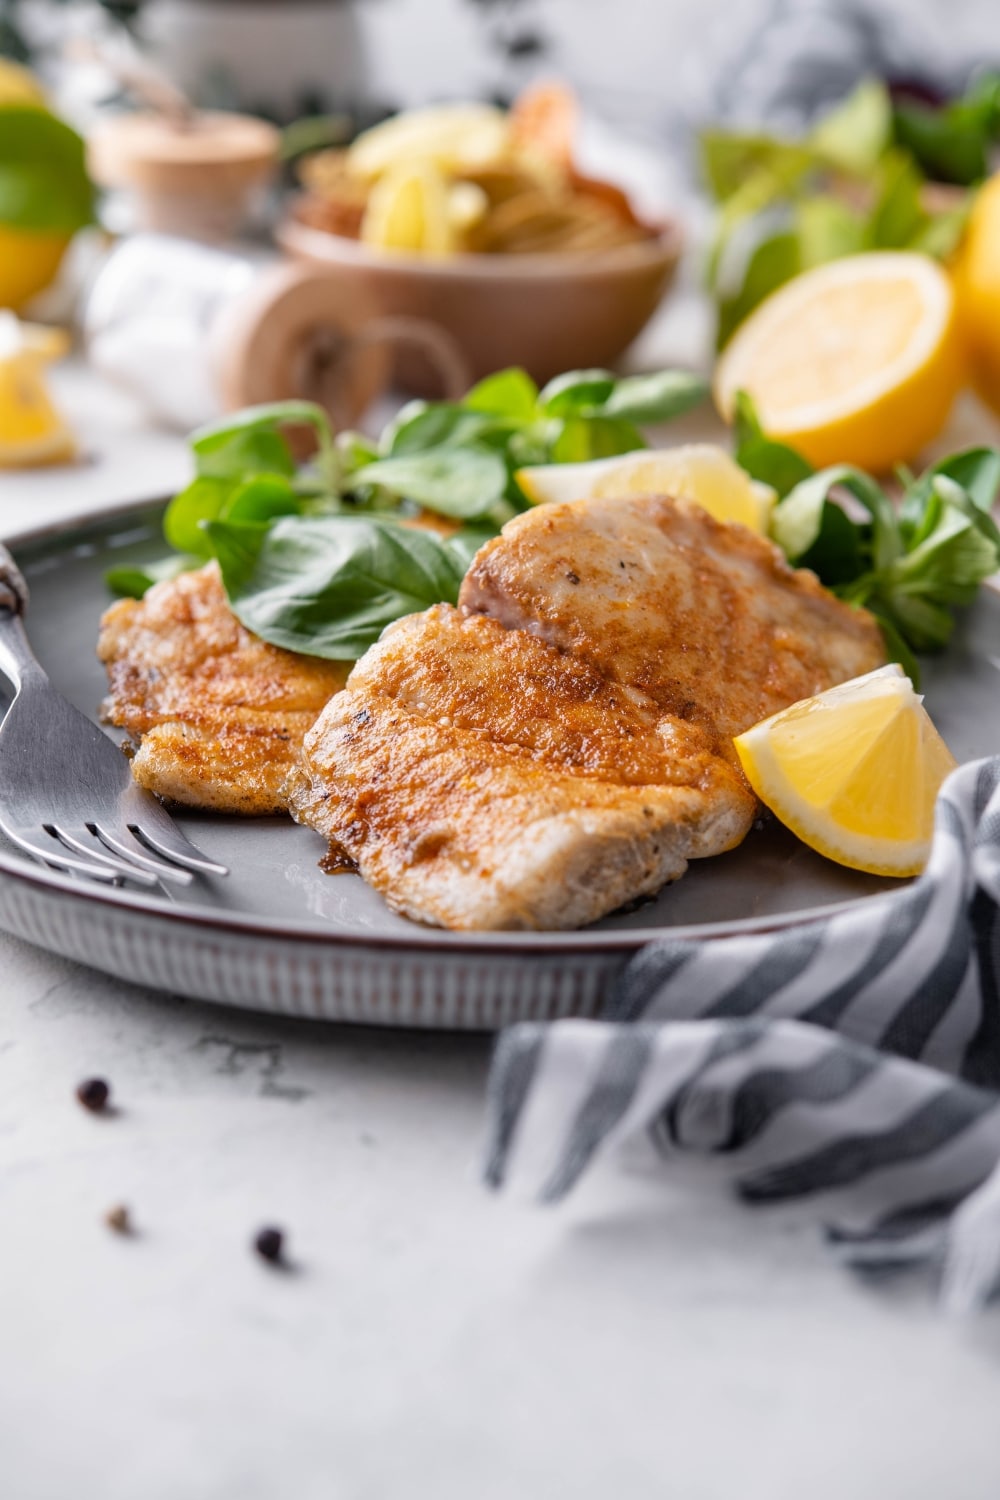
[483,757,1000,1312]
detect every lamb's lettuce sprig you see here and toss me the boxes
[735,395,1000,679]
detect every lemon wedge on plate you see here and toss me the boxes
[0,311,75,468]
[714,252,962,472]
[516,444,776,535]
[734,664,956,877]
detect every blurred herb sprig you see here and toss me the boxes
[734,394,1000,679]
[702,74,998,347]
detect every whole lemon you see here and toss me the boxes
[953,173,1000,415]
[0,225,71,309]
[0,59,46,107]
[0,100,90,310]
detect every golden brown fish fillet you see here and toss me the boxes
[288,605,756,930]
[460,494,886,755]
[290,495,886,930]
[99,563,348,814]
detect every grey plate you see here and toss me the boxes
[0,499,997,1027]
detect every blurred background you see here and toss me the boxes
[4,0,1000,488]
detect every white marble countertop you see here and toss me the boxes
[2,355,1000,1500]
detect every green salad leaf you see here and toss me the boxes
[702,75,985,346]
[355,446,509,520]
[732,391,813,497]
[106,367,709,660]
[463,367,540,419]
[742,393,1000,676]
[205,515,467,660]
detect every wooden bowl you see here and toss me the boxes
[276,208,683,394]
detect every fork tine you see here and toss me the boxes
[127,822,229,878]
[2,822,126,885]
[49,825,162,888]
[90,822,195,887]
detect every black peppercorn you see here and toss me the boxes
[253,1226,285,1265]
[76,1077,110,1113]
[105,1204,132,1235]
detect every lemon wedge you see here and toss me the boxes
[733,664,956,876]
[360,162,455,255]
[348,104,510,181]
[714,252,962,472]
[0,311,75,467]
[516,444,776,534]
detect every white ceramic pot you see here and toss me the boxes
[141,0,368,116]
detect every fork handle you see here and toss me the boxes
[0,544,38,695]
[0,544,28,617]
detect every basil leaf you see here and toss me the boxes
[550,416,645,463]
[507,424,561,470]
[105,554,198,600]
[335,429,381,473]
[195,428,296,481]
[386,403,501,456]
[733,391,813,499]
[105,567,159,600]
[463,367,539,419]
[445,524,500,571]
[205,515,466,660]
[0,106,94,233]
[716,230,801,348]
[191,400,333,479]
[739,437,814,501]
[596,370,708,425]
[539,369,616,415]
[223,474,302,526]
[355,446,507,519]
[164,477,233,558]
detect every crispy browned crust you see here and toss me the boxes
[98,564,347,814]
[460,494,886,755]
[288,606,756,930]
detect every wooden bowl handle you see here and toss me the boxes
[212,263,472,425]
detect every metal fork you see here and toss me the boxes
[0,543,228,889]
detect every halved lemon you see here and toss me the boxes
[714,252,962,472]
[0,312,75,467]
[360,162,455,255]
[516,444,776,534]
[733,664,956,877]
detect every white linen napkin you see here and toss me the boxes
[483,757,1000,1312]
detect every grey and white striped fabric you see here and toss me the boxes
[483,757,1000,1312]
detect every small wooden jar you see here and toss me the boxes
[88,110,280,241]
